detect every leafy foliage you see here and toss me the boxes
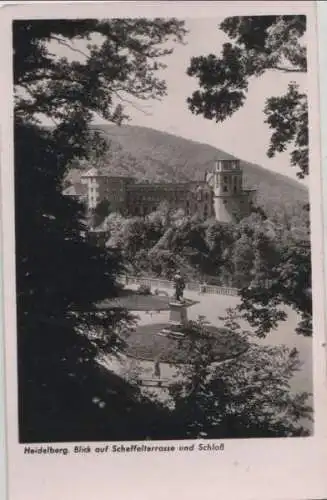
[103,203,311,337]
[265,82,308,177]
[14,18,186,442]
[185,15,312,337]
[187,15,308,179]
[89,199,112,228]
[169,313,312,438]
[15,18,186,124]
[239,214,312,337]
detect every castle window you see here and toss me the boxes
[223,186,228,192]
[233,186,237,193]
[223,200,227,205]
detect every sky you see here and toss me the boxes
[50,17,307,181]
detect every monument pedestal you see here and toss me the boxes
[158,300,191,339]
[169,301,188,325]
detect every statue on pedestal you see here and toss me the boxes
[157,272,196,339]
[153,358,161,379]
[173,272,185,302]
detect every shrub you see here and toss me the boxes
[137,284,151,295]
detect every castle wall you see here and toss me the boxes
[78,160,254,223]
[214,193,252,223]
[126,182,214,218]
[97,177,131,214]
[81,174,134,213]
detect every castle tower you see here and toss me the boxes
[81,167,102,210]
[208,158,254,223]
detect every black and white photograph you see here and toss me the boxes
[2,2,327,499]
[12,11,316,443]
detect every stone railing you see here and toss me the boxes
[120,275,238,297]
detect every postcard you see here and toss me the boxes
[0,1,326,499]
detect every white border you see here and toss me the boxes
[317,0,327,380]
[1,2,327,500]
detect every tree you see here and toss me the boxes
[169,313,312,438]
[14,18,186,441]
[89,199,112,228]
[239,221,312,337]
[186,16,311,335]
[187,15,307,179]
[230,233,255,288]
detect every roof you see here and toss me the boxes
[89,227,108,234]
[63,183,87,197]
[63,186,77,196]
[81,167,107,178]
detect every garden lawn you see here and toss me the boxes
[96,292,170,312]
[122,322,249,364]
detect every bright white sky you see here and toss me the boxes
[49,17,307,181]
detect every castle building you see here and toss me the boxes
[72,158,255,224]
[205,159,255,223]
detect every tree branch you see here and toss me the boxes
[18,72,77,86]
[113,91,153,116]
[274,65,305,73]
[50,35,90,59]
[17,84,59,126]
[218,346,250,364]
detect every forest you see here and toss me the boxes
[89,193,311,339]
